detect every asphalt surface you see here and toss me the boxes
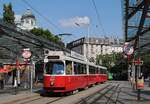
[115,81,150,104]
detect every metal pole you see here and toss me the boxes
[137,66,141,101]
[87,24,90,60]
[17,70,20,86]
[137,35,141,101]
[30,60,33,93]
[128,64,131,81]
[33,61,35,82]
[132,63,136,89]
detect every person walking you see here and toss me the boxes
[0,73,4,89]
[0,63,4,89]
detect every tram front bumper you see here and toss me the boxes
[44,87,66,92]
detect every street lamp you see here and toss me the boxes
[58,33,72,38]
[75,22,90,61]
[57,33,72,47]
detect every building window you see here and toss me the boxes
[91,45,94,54]
[26,19,29,24]
[86,44,88,56]
[31,20,34,26]
[21,20,24,24]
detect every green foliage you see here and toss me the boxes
[96,53,121,68]
[141,54,150,65]
[96,53,128,80]
[30,28,64,46]
[3,3,15,24]
[141,54,150,78]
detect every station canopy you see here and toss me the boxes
[0,19,65,64]
[122,0,150,55]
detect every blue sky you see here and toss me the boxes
[0,0,123,43]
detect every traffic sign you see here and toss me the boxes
[132,58,143,65]
[123,42,134,55]
[133,61,143,65]
[22,48,32,59]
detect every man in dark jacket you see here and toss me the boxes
[0,63,4,89]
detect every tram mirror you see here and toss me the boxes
[45,50,49,54]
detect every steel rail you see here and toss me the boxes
[75,84,111,104]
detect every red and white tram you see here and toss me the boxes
[43,50,107,93]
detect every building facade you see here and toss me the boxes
[67,37,123,62]
[15,9,37,31]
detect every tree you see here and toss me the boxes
[141,54,150,78]
[96,53,123,67]
[30,28,64,46]
[3,3,15,24]
[96,53,127,80]
[96,53,116,69]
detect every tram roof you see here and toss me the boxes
[87,62,107,70]
[45,50,107,70]
[44,50,87,62]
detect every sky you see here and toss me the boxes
[0,0,123,43]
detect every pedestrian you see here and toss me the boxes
[12,68,17,86]
[137,73,144,89]
[139,73,143,79]
[0,63,4,89]
[0,73,4,89]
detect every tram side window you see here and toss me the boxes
[82,64,87,74]
[103,69,106,74]
[100,69,103,74]
[89,66,96,74]
[79,64,86,74]
[78,64,82,74]
[96,68,99,74]
[66,61,72,75]
[101,69,106,74]
[74,62,78,74]
[74,63,86,74]
[98,68,101,74]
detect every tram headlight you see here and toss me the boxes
[50,82,54,86]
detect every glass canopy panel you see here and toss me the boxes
[128,28,138,39]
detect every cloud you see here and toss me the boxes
[59,16,90,28]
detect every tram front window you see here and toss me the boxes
[45,62,64,75]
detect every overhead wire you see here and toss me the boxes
[22,0,63,33]
[91,0,107,37]
[0,0,4,16]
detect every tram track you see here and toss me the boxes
[3,96,64,104]
[45,97,66,104]
[105,84,120,104]
[3,94,40,104]
[2,94,66,104]
[19,96,65,104]
[75,84,112,104]
[2,92,67,104]
[75,83,121,104]
[18,96,43,104]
